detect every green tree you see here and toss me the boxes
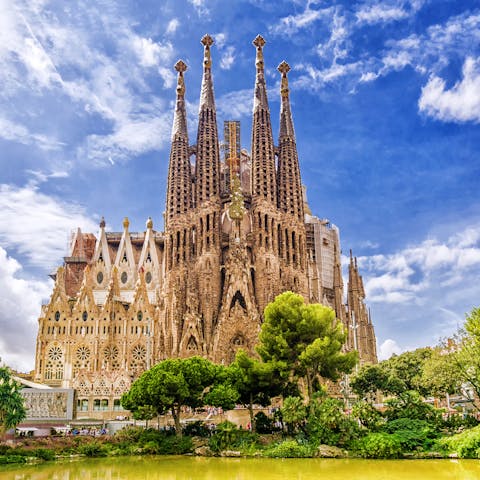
[0,366,26,438]
[280,396,307,435]
[228,349,282,432]
[132,405,157,427]
[257,292,357,401]
[421,348,462,398]
[351,348,433,398]
[450,307,480,407]
[122,356,238,436]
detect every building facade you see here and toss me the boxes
[34,35,377,418]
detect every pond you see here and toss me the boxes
[1,456,480,480]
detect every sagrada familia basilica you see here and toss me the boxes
[33,35,377,417]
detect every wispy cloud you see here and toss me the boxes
[378,338,403,360]
[0,182,98,268]
[269,1,331,36]
[360,224,480,304]
[188,0,209,16]
[355,0,425,25]
[0,247,52,371]
[419,56,480,123]
[217,89,252,118]
[166,18,180,35]
[220,46,236,70]
[0,1,177,166]
[0,116,63,151]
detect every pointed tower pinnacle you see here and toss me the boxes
[195,34,221,206]
[276,60,304,221]
[171,60,188,140]
[251,34,276,203]
[199,34,215,109]
[166,60,193,226]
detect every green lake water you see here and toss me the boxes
[1,456,480,480]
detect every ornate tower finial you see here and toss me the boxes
[201,34,214,69]
[278,60,290,98]
[99,216,106,229]
[146,217,153,229]
[123,217,130,229]
[253,35,266,71]
[174,60,187,97]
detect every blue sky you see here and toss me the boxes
[0,0,479,371]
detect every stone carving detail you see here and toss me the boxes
[22,390,72,420]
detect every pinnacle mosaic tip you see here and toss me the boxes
[201,34,214,47]
[278,61,291,74]
[253,34,266,48]
[174,60,187,73]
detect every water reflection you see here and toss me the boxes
[2,457,480,480]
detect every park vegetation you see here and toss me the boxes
[2,297,480,464]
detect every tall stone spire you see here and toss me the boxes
[277,61,304,222]
[251,35,276,203]
[195,34,221,206]
[166,60,193,227]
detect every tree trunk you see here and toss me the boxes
[172,406,182,437]
[305,372,313,406]
[248,393,255,433]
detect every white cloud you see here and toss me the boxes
[166,18,180,35]
[0,247,52,372]
[0,116,63,151]
[378,339,403,360]
[270,2,329,36]
[418,56,480,123]
[215,33,227,49]
[220,46,236,70]
[0,183,98,268]
[360,71,379,83]
[131,36,173,68]
[83,113,172,165]
[0,1,177,167]
[356,0,425,25]
[217,89,252,119]
[356,4,408,25]
[360,224,480,304]
[188,0,209,16]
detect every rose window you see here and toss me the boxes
[48,346,63,361]
[104,345,119,360]
[76,346,91,361]
[132,345,146,361]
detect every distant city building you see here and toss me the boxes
[34,35,377,419]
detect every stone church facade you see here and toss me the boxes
[34,35,377,418]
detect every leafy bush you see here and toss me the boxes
[307,397,360,447]
[34,448,56,461]
[78,441,109,457]
[382,418,438,451]
[254,412,276,434]
[114,426,145,443]
[208,421,240,452]
[354,432,403,459]
[384,391,441,424]
[441,414,480,432]
[265,440,314,458]
[0,445,12,455]
[0,455,27,465]
[156,435,193,454]
[183,421,210,437]
[438,424,480,458]
[351,401,384,431]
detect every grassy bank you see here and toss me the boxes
[3,417,480,465]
